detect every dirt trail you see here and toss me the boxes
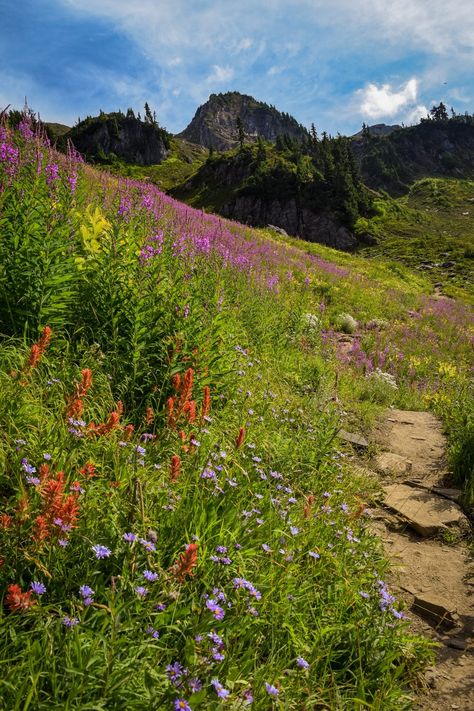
[368,409,474,710]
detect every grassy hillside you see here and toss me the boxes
[0,118,472,709]
[356,178,474,296]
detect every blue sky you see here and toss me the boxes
[1,0,472,135]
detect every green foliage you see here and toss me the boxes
[3,120,473,709]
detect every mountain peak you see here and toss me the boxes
[177,91,308,150]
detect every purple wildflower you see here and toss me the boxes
[123,532,136,543]
[92,544,112,559]
[174,700,192,711]
[265,682,279,696]
[79,585,95,599]
[135,586,148,598]
[143,569,159,582]
[188,678,202,693]
[211,679,230,699]
[206,599,225,620]
[62,616,79,628]
[296,656,309,669]
[30,581,46,595]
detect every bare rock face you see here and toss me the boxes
[221,196,357,250]
[177,92,308,151]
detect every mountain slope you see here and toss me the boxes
[177,91,308,150]
[353,117,474,194]
[172,138,373,250]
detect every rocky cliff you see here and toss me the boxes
[220,195,357,249]
[66,113,170,166]
[177,92,308,151]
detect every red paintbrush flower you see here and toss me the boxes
[5,584,36,612]
[170,543,198,581]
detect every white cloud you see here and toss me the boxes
[206,65,234,84]
[404,104,429,125]
[236,38,252,51]
[52,1,474,134]
[357,78,418,119]
[267,66,283,76]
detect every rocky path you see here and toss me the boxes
[366,410,473,709]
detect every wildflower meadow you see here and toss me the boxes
[0,115,471,709]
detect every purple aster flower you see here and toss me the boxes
[208,631,224,647]
[143,569,159,582]
[62,616,79,628]
[359,591,370,599]
[83,597,94,607]
[262,543,272,552]
[265,682,279,696]
[296,656,309,669]
[206,599,225,620]
[123,532,136,543]
[167,661,186,685]
[30,581,46,595]
[216,546,227,554]
[188,678,202,693]
[154,602,167,612]
[146,626,160,639]
[92,544,112,559]
[79,585,95,598]
[135,586,148,598]
[289,526,299,536]
[243,689,254,704]
[58,538,69,547]
[139,538,156,552]
[26,476,40,486]
[211,679,230,699]
[174,700,192,711]
[43,453,52,460]
[212,649,225,662]
[308,551,320,559]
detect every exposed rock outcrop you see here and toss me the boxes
[220,195,357,249]
[177,92,308,151]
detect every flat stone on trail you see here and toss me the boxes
[412,593,458,627]
[337,429,369,448]
[375,452,412,476]
[382,484,467,536]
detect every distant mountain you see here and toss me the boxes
[177,92,308,151]
[65,111,171,166]
[352,117,474,194]
[352,123,401,139]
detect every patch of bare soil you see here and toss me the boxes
[368,409,474,710]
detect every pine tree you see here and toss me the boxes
[144,102,154,124]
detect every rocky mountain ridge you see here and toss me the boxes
[177,92,308,151]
